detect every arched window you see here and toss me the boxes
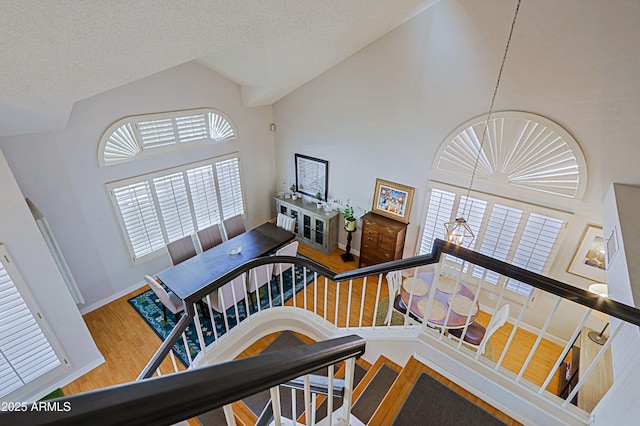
[433,111,586,199]
[98,108,237,166]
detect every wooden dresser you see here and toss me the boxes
[358,212,408,267]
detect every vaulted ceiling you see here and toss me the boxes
[0,0,439,137]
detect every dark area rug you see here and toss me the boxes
[128,257,314,367]
[393,372,507,425]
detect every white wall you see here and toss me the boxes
[272,0,640,340]
[0,62,276,310]
[0,149,103,399]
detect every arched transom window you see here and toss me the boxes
[433,111,587,199]
[98,108,237,166]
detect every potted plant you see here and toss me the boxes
[290,184,298,200]
[342,204,356,231]
[316,191,324,208]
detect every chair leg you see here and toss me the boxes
[162,306,167,321]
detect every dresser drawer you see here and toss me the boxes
[379,235,396,252]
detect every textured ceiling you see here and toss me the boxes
[0,0,438,137]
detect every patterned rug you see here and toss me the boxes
[128,256,315,367]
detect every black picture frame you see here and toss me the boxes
[295,154,329,201]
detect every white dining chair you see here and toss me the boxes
[276,213,296,233]
[144,275,184,321]
[197,224,223,252]
[166,235,197,265]
[203,275,247,314]
[384,271,403,325]
[449,304,510,354]
[222,214,246,240]
[274,241,299,276]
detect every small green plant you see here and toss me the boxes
[343,205,355,221]
[290,183,297,193]
[316,191,323,202]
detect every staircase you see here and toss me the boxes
[196,331,517,426]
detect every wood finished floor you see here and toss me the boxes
[63,244,565,423]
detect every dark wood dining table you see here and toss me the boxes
[396,272,480,329]
[157,222,295,301]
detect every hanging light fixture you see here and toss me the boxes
[445,0,521,247]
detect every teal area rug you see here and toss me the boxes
[128,257,314,367]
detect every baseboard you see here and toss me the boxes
[79,280,147,315]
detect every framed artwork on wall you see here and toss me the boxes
[371,178,415,224]
[567,225,607,283]
[295,154,328,201]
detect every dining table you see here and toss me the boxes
[396,272,480,329]
[157,222,295,302]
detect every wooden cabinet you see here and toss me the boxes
[358,212,407,267]
[275,197,339,254]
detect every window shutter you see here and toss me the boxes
[137,118,176,148]
[176,114,208,143]
[215,158,244,219]
[187,165,221,229]
[419,188,456,254]
[153,172,195,242]
[103,123,141,165]
[209,112,236,141]
[112,182,165,259]
[506,213,565,295]
[0,250,61,399]
[473,204,523,283]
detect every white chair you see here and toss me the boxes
[276,213,296,233]
[222,214,246,240]
[384,271,403,325]
[197,224,223,252]
[449,304,510,354]
[144,275,184,321]
[203,275,247,314]
[166,235,197,265]
[247,263,274,294]
[274,241,299,276]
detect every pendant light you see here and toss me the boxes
[445,0,521,247]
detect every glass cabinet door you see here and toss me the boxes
[314,218,325,246]
[302,214,312,239]
[290,209,299,234]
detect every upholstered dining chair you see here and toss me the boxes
[274,240,299,277]
[384,270,403,325]
[448,304,510,354]
[276,213,296,233]
[144,275,184,322]
[222,214,246,240]
[166,235,197,265]
[203,275,247,315]
[197,224,223,252]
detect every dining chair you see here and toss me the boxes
[197,224,223,252]
[384,271,403,325]
[247,263,274,294]
[166,235,197,265]
[449,304,510,354]
[222,214,246,240]
[276,212,296,233]
[144,275,184,322]
[203,275,247,314]
[274,241,299,276]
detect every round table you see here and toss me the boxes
[399,273,479,328]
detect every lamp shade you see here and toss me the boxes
[588,283,608,298]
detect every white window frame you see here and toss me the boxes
[0,243,69,402]
[107,154,246,265]
[98,108,237,167]
[418,181,571,302]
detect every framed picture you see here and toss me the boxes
[371,178,415,223]
[567,225,606,283]
[295,154,328,200]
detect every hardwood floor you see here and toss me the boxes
[62,243,565,423]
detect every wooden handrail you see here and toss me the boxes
[0,335,365,426]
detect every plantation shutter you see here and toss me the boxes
[112,182,165,259]
[187,165,221,229]
[153,172,195,242]
[137,118,176,148]
[419,188,456,254]
[0,246,62,399]
[473,204,523,283]
[176,114,208,143]
[506,213,565,295]
[215,158,244,219]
